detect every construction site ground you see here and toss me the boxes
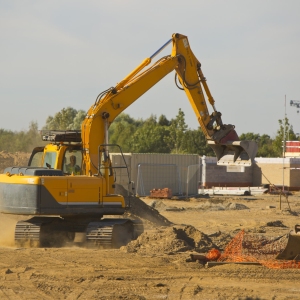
[0,191,299,299]
[0,152,299,299]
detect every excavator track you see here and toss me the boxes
[86,219,135,248]
[14,217,142,249]
[14,217,58,247]
[15,221,41,247]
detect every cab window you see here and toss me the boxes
[63,150,82,175]
[43,152,57,168]
[29,151,44,167]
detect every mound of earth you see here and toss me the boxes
[148,200,167,211]
[207,231,234,251]
[149,201,184,212]
[122,225,216,255]
[0,151,30,173]
[225,203,249,210]
[191,201,249,211]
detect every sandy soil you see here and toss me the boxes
[0,153,299,299]
[0,151,30,173]
[0,192,299,299]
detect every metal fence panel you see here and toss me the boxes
[185,164,200,196]
[136,163,181,196]
[111,153,200,195]
[131,153,198,194]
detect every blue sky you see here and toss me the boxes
[1,0,300,137]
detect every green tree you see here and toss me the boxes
[257,134,277,157]
[165,108,188,153]
[273,117,297,157]
[68,110,86,130]
[184,128,215,156]
[240,132,280,157]
[0,122,42,152]
[43,107,86,130]
[158,114,171,126]
[108,113,141,152]
[239,132,261,142]
[131,115,171,153]
[24,121,43,151]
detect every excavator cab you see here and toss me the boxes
[28,131,84,172]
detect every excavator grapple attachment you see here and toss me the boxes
[276,226,300,260]
[207,140,258,166]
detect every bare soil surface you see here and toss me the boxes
[0,154,300,299]
[0,151,30,173]
[0,193,299,299]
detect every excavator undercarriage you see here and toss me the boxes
[14,216,143,248]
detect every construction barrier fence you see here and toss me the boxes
[206,230,300,269]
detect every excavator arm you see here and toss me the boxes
[0,33,258,249]
[82,33,258,177]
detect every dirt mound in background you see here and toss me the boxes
[0,151,30,173]
[149,199,249,212]
[122,225,216,255]
[192,201,249,211]
[115,184,172,227]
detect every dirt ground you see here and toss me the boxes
[0,151,30,173]
[0,152,300,299]
[0,192,299,300]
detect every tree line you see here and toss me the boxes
[0,107,297,157]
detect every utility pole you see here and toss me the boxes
[282,95,286,196]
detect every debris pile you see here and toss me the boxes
[209,230,300,269]
[226,203,249,210]
[265,220,287,228]
[148,201,184,212]
[192,201,249,211]
[122,225,216,255]
[150,188,172,199]
[207,231,234,251]
[148,200,249,212]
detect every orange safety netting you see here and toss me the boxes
[206,230,300,269]
[206,248,221,261]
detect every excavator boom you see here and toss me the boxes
[82,33,257,176]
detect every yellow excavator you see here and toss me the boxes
[0,33,257,248]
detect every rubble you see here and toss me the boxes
[150,188,172,199]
